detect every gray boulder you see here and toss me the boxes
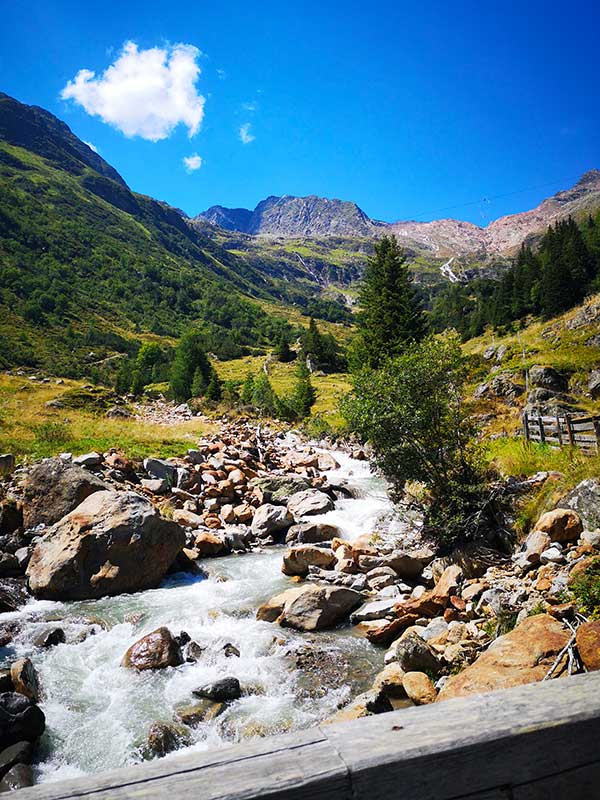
[19,458,109,528]
[384,632,441,675]
[143,458,177,484]
[250,476,310,504]
[560,479,600,531]
[251,504,293,538]
[0,694,45,751]
[280,585,363,631]
[529,365,568,392]
[26,491,185,600]
[285,521,340,544]
[287,489,334,520]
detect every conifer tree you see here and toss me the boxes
[354,235,426,369]
[170,331,212,401]
[205,373,222,401]
[292,360,316,418]
[241,372,255,404]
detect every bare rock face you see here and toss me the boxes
[26,491,185,600]
[19,458,109,529]
[122,627,183,670]
[279,585,363,632]
[560,479,600,531]
[438,615,570,700]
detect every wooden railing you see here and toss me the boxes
[523,410,600,453]
[16,671,600,800]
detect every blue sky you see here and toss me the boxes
[1,0,598,224]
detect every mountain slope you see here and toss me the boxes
[0,93,350,375]
[200,195,382,238]
[199,172,600,263]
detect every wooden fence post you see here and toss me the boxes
[538,412,545,444]
[565,413,574,447]
[523,411,530,442]
[555,412,563,447]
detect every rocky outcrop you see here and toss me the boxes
[438,615,569,700]
[19,458,109,528]
[26,491,185,600]
[560,479,600,530]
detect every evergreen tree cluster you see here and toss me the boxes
[431,214,600,338]
[240,364,316,421]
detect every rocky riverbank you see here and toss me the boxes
[1,420,600,786]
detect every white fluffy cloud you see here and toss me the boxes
[61,41,205,142]
[239,123,255,144]
[183,153,202,172]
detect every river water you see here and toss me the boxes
[1,446,396,783]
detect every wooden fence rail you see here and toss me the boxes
[16,670,600,800]
[523,410,600,453]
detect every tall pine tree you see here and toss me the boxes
[354,235,426,369]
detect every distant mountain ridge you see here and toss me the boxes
[198,171,600,258]
[200,195,382,238]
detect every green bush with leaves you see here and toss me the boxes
[342,333,494,548]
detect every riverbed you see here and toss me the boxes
[2,445,396,783]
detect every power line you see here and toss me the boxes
[407,173,584,222]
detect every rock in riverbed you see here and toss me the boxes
[122,627,183,671]
[26,491,185,600]
[264,585,363,632]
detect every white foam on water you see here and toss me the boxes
[5,448,391,782]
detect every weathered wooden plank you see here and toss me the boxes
[16,672,600,800]
[569,420,596,432]
[513,760,600,799]
[324,671,600,800]
[16,729,350,800]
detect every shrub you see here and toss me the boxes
[571,559,600,619]
[342,333,495,549]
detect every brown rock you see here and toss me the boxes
[438,614,570,700]
[233,503,254,523]
[10,659,40,702]
[534,508,583,543]
[372,663,406,697]
[279,585,363,632]
[256,586,307,622]
[20,458,109,528]
[194,532,227,557]
[576,621,600,671]
[203,514,222,530]
[282,545,336,577]
[220,504,236,524]
[366,613,420,646]
[26,491,185,600]
[402,671,437,705]
[568,555,600,587]
[122,627,182,670]
[175,700,225,727]
[172,509,204,528]
[431,565,463,605]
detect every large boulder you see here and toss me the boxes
[0,694,45,751]
[26,491,185,600]
[533,508,583,543]
[193,677,241,702]
[560,479,600,531]
[287,490,334,520]
[575,621,600,671]
[385,632,441,675]
[280,585,363,631]
[256,586,307,622]
[122,627,183,670]
[250,477,310,505]
[282,545,336,577]
[529,365,568,392]
[19,458,109,529]
[251,504,293,538]
[285,522,340,545]
[438,615,570,700]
